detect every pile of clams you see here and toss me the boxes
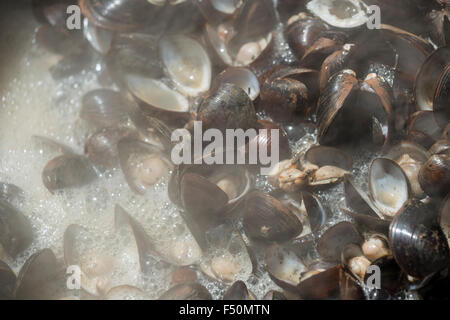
[2,0,449,300]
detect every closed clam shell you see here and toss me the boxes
[15,249,60,300]
[243,191,303,243]
[419,154,450,198]
[389,201,450,278]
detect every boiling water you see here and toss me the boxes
[0,2,382,300]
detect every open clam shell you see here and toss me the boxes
[199,224,253,284]
[125,75,190,121]
[306,0,370,29]
[118,139,173,194]
[63,218,143,297]
[384,141,430,199]
[212,67,260,101]
[264,243,307,291]
[368,158,410,218]
[317,222,363,262]
[159,34,212,97]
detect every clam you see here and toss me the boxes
[223,280,255,300]
[159,34,212,97]
[259,67,315,123]
[198,224,253,283]
[42,154,97,193]
[429,140,450,155]
[414,46,450,111]
[319,43,356,91]
[361,234,390,261]
[317,222,363,262]
[80,89,136,128]
[0,200,33,258]
[243,191,303,243]
[0,260,16,299]
[158,283,212,300]
[125,75,190,122]
[305,146,352,186]
[196,83,257,132]
[285,13,328,60]
[302,191,329,233]
[297,264,342,299]
[63,214,144,297]
[306,0,371,29]
[368,158,410,218]
[344,175,383,218]
[14,249,61,300]
[363,255,405,295]
[389,201,450,279]
[433,63,450,128]
[118,139,173,194]
[316,70,394,148]
[178,165,251,247]
[107,33,163,86]
[300,30,347,69]
[384,141,430,199]
[406,111,442,149]
[418,154,450,198]
[212,67,260,101]
[380,24,433,78]
[264,243,307,290]
[203,1,275,69]
[85,125,137,171]
[341,243,371,280]
[428,8,450,47]
[83,17,113,55]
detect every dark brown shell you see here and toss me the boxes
[197,83,257,132]
[0,260,16,299]
[0,200,33,258]
[14,249,61,300]
[284,14,327,59]
[419,154,450,198]
[243,191,302,243]
[317,222,363,262]
[389,201,449,278]
[42,155,97,193]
